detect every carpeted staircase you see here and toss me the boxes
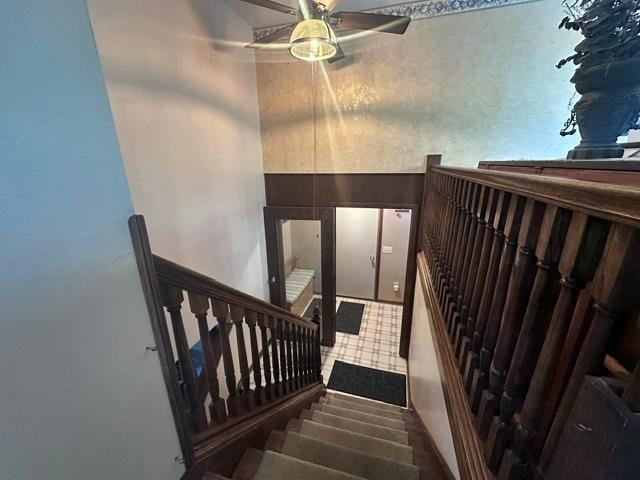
[203,392,449,480]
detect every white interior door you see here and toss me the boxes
[336,207,380,300]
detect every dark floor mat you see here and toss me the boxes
[303,298,323,319]
[327,360,407,407]
[336,301,365,335]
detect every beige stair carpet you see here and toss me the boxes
[280,431,420,480]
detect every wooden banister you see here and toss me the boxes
[431,166,640,227]
[153,255,317,331]
[129,215,321,469]
[420,164,640,480]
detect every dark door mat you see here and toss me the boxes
[327,360,407,407]
[336,301,365,335]
[303,298,323,319]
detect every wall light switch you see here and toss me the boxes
[382,245,393,254]
[393,281,400,292]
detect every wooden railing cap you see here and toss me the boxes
[153,255,317,331]
[432,166,640,228]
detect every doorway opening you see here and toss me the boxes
[336,207,412,304]
[281,219,322,318]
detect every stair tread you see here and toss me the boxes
[315,403,406,431]
[309,410,409,445]
[326,392,403,412]
[298,419,414,464]
[281,431,420,480]
[253,450,367,480]
[323,397,405,420]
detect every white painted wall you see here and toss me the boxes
[0,1,183,478]
[87,0,269,350]
[409,272,460,479]
[378,209,412,303]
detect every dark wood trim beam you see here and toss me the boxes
[264,173,425,207]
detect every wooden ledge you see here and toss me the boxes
[416,252,494,480]
[432,166,640,228]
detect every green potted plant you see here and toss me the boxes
[558,0,640,159]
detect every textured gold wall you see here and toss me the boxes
[255,0,578,173]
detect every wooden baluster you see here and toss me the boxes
[230,304,254,412]
[440,177,462,306]
[257,313,274,401]
[448,182,474,333]
[285,321,295,391]
[469,195,526,414]
[313,305,322,381]
[212,300,241,417]
[440,177,459,299]
[463,191,511,392]
[160,283,207,431]
[188,292,228,426]
[484,206,571,470]
[498,214,609,480]
[536,224,640,479]
[306,326,313,383]
[300,325,307,387]
[436,178,454,302]
[459,189,501,369]
[278,317,289,394]
[455,186,491,355]
[434,175,450,300]
[441,180,466,324]
[293,324,302,389]
[477,199,546,440]
[268,315,282,397]
[245,310,266,406]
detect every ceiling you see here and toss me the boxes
[224,0,408,28]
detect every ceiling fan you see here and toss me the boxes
[240,0,411,63]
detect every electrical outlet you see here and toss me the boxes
[393,281,400,292]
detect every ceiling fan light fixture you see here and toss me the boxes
[289,19,337,62]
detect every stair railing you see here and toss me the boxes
[420,165,640,479]
[129,215,322,467]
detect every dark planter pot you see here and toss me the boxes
[567,58,640,160]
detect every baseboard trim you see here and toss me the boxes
[416,252,494,480]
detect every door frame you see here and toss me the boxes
[263,169,435,358]
[264,206,336,346]
[336,206,381,302]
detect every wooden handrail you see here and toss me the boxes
[432,166,640,227]
[153,255,317,331]
[130,215,323,469]
[420,165,640,479]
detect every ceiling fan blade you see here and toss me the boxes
[330,11,411,34]
[327,44,346,63]
[238,0,300,16]
[246,24,296,48]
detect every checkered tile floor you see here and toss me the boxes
[317,296,407,381]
